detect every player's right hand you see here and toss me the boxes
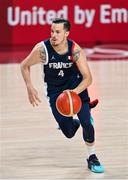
[27,86,41,106]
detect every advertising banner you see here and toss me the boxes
[0,0,128,47]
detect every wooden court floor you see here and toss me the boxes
[0,60,128,180]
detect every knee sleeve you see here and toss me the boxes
[83,124,95,143]
[78,102,95,143]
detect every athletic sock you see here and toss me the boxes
[86,145,95,159]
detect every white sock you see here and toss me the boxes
[86,145,95,158]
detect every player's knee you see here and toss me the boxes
[63,131,74,139]
[58,120,78,139]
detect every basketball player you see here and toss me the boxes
[20,18,104,173]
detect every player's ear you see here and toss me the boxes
[65,31,70,37]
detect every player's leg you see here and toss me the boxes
[77,102,104,173]
[49,96,80,138]
[77,102,94,143]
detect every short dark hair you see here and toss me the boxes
[52,18,71,32]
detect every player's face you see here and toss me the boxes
[50,23,69,46]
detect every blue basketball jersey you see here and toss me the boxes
[42,39,88,99]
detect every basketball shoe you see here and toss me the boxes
[89,99,99,109]
[87,154,104,173]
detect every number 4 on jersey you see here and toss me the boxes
[58,70,64,77]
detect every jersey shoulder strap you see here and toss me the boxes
[68,39,76,63]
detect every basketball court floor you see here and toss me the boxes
[0,58,128,179]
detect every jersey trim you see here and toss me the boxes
[69,41,76,63]
[41,41,49,65]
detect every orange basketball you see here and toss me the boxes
[56,91,82,117]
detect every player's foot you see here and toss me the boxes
[89,99,99,109]
[87,154,104,173]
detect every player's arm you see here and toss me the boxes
[72,43,92,94]
[20,42,46,106]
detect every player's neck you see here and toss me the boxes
[52,40,68,55]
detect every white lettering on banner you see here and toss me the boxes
[100,5,111,23]
[74,5,95,27]
[100,4,128,24]
[7,6,68,26]
[7,4,128,27]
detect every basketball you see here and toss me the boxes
[56,91,82,117]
